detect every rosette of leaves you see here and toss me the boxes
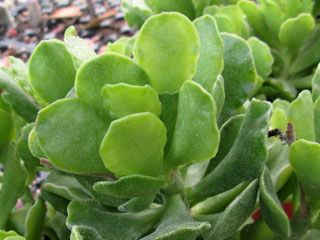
[121,0,320,101]
[1,11,320,240]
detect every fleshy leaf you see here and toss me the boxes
[270,108,287,131]
[211,75,225,119]
[35,98,110,174]
[25,196,47,240]
[290,139,320,208]
[8,57,33,96]
[64,33,97,71]
[76,53,149,117]
[206,180,259,240]
[191,182,248,215]
[239,0,278,48]
[205,114,244,175]
[17,123,40,166]
[75,176,127,207]
[71,226,83,240]
[265,141,292,191]
[288,90,315,141]
[67,200,164,240]
[29,40,76,104]
[147,0,196,19]
[248,37,274,79]
[118,194,155,212]
[283,0,301,18]
[105,37,135,57]
[141,194,210,240]
[101,83,161,119]
[135,12,200,93]
[165,81,220,168]
[315,97,320,143]
[0,69,39,123]
[0,144,26,229]
[121,0,152,29]
[189,99,271,199]
[100,112,166,177]
[312,63,320,102]
[260,0,285,38]
[93,174,164,198]
[0,109,14,146]
[43,172,91,201]
[259,167,290,238]
[159,93,179,155]
[27,128,46,159]
[192,0,210,17]
[279,13,315,56]
[291,25,320,74]
[212,15,236,34]
[193,15,224,91]
[219,33,256,125]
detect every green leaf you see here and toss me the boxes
[240,218,279,240]
[283,0,301,18]
[192,0,210,17]
[270,108,287,130]
[29,40,76,104]
[239,0,279,49]
[118,194,155,212]
[0,144,26,229]
[17,123,40,166]
[259,167,290,238]
[121,0,152,29]
[74,176,127,207]
[0,109,14,146]
[193,15,224,91]
[288,90,315,141]
[135,12,200,93]
[100,112,166,177]
[312,63,320,102]
[67,200,164,240]
[265,141,292,191]
[165,81,220,168]
[141,194,210,240]
[64,26,77,37]
[64,34,97,71]
[101,83,161,119]
[314,97,320,143]
[191,181,248,215]
[0,231,21,239]
[301,230,320,240]
[0,69,39,123]
[205,114,244,175]
[35,98,110,174]
[41,189,69,215]
[290,139,320,208]
[260,0,286,39]
[212,75,225,119]
[159,93,179,155]
[93,174,164,198]
[71,226,83,240]
[279,13,315,56]
[248,37,274,79]
[219,33,257,124]
[105,37,134,57]
[27,128,45,159]
[43,172,91,201]
[189,99,272,199]
[8,57,33,96]
[47,212,70,240]
[212,15,237,34]
[206,180,259,240]
[76,53,149,117]
[291,25,320,74]
[147,0,196,19]
[24,196,47,240]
